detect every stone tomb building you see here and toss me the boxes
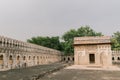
[74,36,112,66]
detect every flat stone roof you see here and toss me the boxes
[74,36,111,45]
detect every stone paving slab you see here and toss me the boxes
[39,65,120,80]
[65,65,120,71]
[0,62,70,80]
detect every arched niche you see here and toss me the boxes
[9,55,13,65]
[0,55,3,64]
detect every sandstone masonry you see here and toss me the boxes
[74,36,112,66]
[0,36,62,71]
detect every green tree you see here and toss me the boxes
[62,29,77,42]
[62,26,103,55]
[111,31,120,50]
[77,26,102,37]
[27,36,63,51]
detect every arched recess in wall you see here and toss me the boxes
[117,57,120,60]
[112,57,114,60]
[33,56,36,65]
[40,56,42,64]
[37,56,39,64]
[23,56,27,67]
[63,57,66,61]
[68,57,70,61]
[33,56,35,60]
[9,55,13,65]
[73,57,74,61]
[17,56,20,64]
[23,56,26,61]
[0,39,2,46]
[0,55,3,64]
[29,56,31,60]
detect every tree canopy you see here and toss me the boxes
[62,26,103,55]
[111,31,120,50]
[27,36,63,51]
[62,26,102,41]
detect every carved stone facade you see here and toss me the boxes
[112,50,120,63]
[74,36,112,66]
[62,56,74,62]
[0,36,61,71]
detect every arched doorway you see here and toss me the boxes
[9,55,13,65]
[0,55,3,65]
[89,54,95,64]
[33,56,36,65]
[63,57,66,61]
[17,56,20,68]
[117,57,120,60]
[9,55,13,69]
[112,57,114,61]
[73,57,74,61]
[0,55,3,68]
[23,56,26,61]
[29,56,31,60]
[33,56,35,60]
[23,56,27,67]
[37,56,39,65]
[17,56,20,63]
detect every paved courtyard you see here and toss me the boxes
[39,65,120,80]
[0,63,120,80]
[0,62,69,80]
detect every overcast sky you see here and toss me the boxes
[0,0,120,41]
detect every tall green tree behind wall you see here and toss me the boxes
[111,31,120,50]
[62,26,103,55]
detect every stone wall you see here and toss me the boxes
[0,36,62,71]
[112,50,120,63]
[61,56,74,62]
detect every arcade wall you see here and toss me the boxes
[0,36,62,71]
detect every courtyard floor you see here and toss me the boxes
[0,62,69,80]
[0,63,120,80]
[39,65,120,80]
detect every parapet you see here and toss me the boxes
[74,36,111,45]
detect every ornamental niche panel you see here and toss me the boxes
[75,46,85,51]
[85,45,97,51]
